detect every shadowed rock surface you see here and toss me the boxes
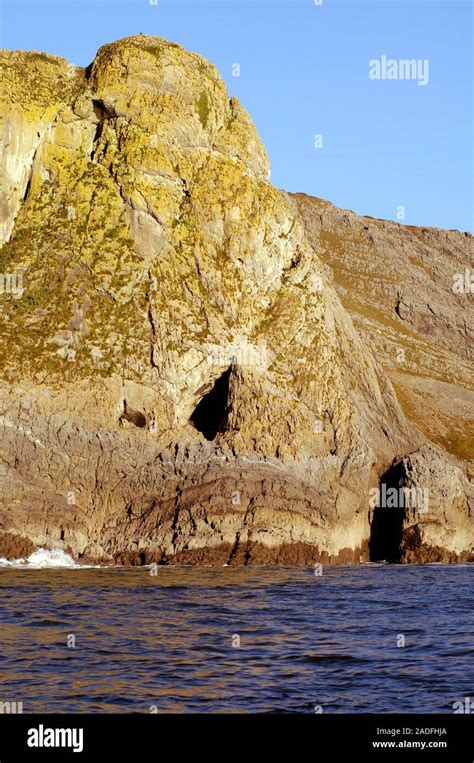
[0,36,472,565]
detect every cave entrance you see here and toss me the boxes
[369,462,406,563]
[190,367,231,441]
[120,400,147,429]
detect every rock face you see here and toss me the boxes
[0,36,472,565]
[294,195,474,465]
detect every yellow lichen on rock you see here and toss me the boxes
[0,36,471,566]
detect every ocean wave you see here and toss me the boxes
[0,548,89,569]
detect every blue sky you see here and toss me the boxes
[1,0,472,231]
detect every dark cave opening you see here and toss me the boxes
[190,367,231,441]
[23,177,32,203]
[120,400,147,429]
[369,461,406,563]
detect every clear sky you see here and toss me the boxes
[1,0,472,231]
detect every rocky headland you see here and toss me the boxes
[0,36,472,565]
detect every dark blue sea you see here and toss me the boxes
[0,563,472,713]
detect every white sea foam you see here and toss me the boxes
[0,548,85,569]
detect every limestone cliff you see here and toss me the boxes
[0,36,472,565]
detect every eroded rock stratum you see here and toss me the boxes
[0,36,472,565]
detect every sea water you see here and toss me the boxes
[0,560,472,713]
